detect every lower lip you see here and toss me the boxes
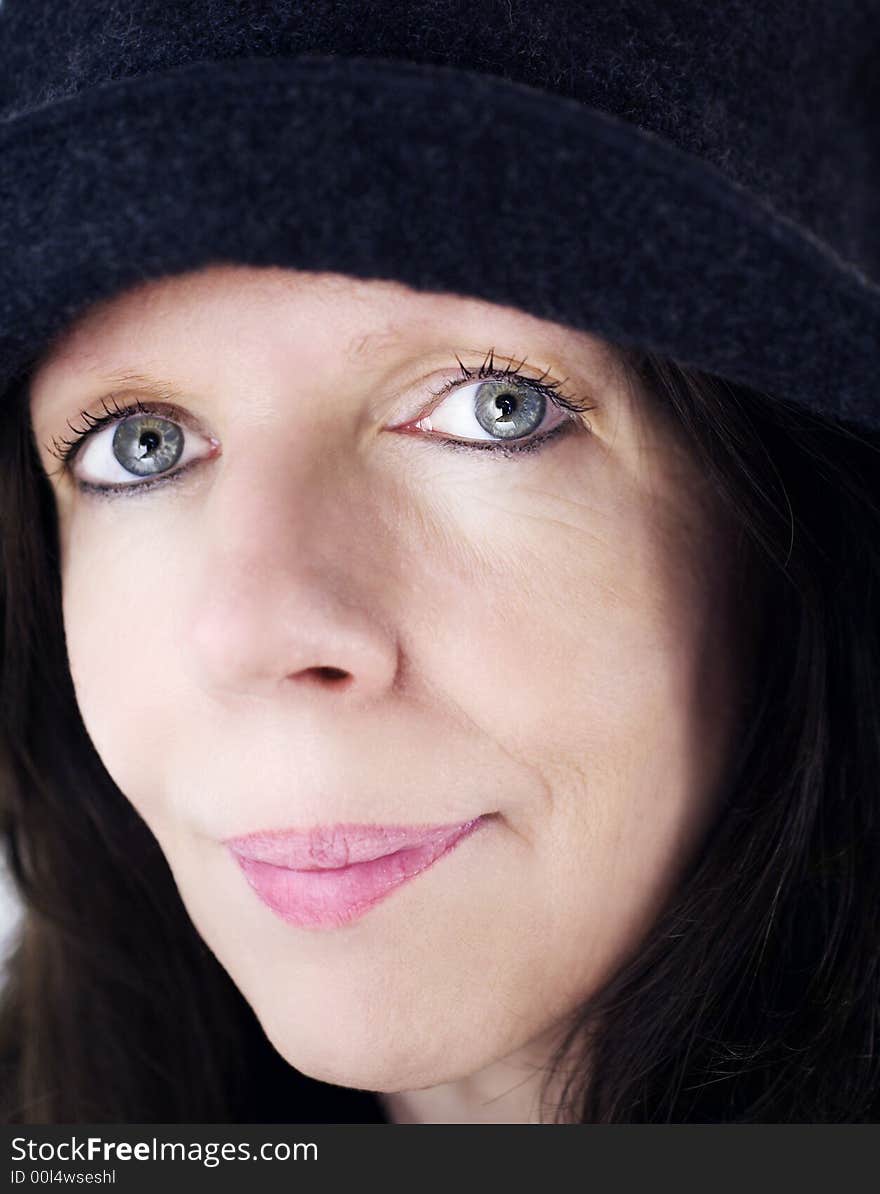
[228,816,488,930]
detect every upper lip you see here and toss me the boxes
[223,817,484,871]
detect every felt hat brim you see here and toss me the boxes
[1,54,878,429]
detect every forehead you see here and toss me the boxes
[29,264,621,398]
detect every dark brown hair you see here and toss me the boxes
[1,348,878,1122]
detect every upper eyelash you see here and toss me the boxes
[438,347,597,417]
[45,348,598,473]
[48,392,157,466]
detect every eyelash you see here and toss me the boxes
[46,349,598,496]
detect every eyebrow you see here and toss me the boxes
[93,368,191,399]
[83,333,588,415]
[91,345,515,397]
[91,323,422,394]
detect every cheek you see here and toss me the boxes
[60,521,183,831]
[394,478,735,964]
[413,475,731,810]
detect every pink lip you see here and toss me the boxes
[224,816,489,930]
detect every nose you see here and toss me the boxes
[183,440,400,704]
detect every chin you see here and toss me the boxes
[255,1007,490,1094]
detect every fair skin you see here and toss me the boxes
[28,264,745,1124]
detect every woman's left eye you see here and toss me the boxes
[72,411,215,490]
[402,373,582,455]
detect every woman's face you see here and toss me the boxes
[29,265,745,1094]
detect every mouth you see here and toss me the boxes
[223,816,490,930]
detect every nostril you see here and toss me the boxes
[313,666,350,683]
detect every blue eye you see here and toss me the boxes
[410,373,583,456]
[57,404,216,495]
[385,348,598,459]
[111,413,185,476]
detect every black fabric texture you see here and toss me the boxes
[0,1,877,428]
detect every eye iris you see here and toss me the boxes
[112,415,184,477]
[473,380,545,441]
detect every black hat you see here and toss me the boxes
[1,1,877,430]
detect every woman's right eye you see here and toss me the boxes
[70,410,216,491]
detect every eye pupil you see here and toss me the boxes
[496,393,515,420]
[138,431,161,457]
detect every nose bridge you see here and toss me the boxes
[210,431,365,579]
[184,431,398,698]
